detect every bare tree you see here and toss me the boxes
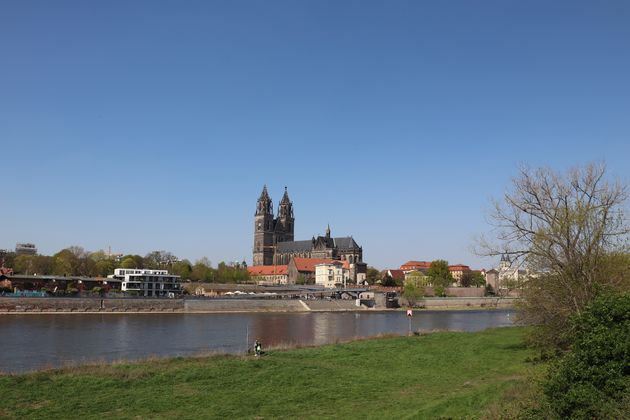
[480,163,630,348]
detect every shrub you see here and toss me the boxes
[543,292,630,419]
[434,285,446,297]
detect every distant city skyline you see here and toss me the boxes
[2,1,629,269]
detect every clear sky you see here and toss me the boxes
[2,1,629,270]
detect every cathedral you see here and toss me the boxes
[253,186,364,267]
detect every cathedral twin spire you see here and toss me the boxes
[257,185,293,218]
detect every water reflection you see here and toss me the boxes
[0,310,514,373]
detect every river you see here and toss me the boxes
[0,309,514,373]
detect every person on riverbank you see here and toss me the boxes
[254,339,262,357]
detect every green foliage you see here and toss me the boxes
[0,328,535,419]
[471,271,486,287]
[405,270,429,286]
[53,249,75,275]
[543,292,630,419]
[119,257,138,269]
[215,262,250,283]
[460,270,474,287]
[295,274,309,285]
[93,259,115,277]
[366,267,381,284]
[191,260,214,282]
[434,285,446,297]
[0,250,16,269]
[13,255,34,274]
[427,260,453,289]
[381,274,397,287]
[403,279,424,306]
[13,255,54,275]
[144,250,177,269]
[5,245,252,285]
[120,255,144,269]
[170,260,193,279]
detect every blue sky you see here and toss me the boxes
[2,1,629,269]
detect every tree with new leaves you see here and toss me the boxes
[459,271,485,288]
[403,281,423,306]
[472,271,486,287]
[191,258,214,282]
[426,260,453,284]
[381,274,397,287]
[460,271,474,287]
[171,260,193,279]
[144,251,177,269]
[120,257,138,269]
[480,163,630,349]
[120,255,144,269]
[366,267,381,285]
[426,260,453,296]
[403,272,428,306]
[53,249,79,276]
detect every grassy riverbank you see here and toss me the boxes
[0,327,537,419]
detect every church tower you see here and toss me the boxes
[274,187,295,243]
[253,185,275,266]
[499,253,511,271]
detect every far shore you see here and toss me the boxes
[0,304,516,315]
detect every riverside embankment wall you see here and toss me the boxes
[0,297,184,312]
[0,297,310,313]
[0,296,517,313]
[184,299,307,312]
[418,297,517,309]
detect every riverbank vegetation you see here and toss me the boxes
[480,163,630,417]
[1,248,250,283]
[0,327,537,419]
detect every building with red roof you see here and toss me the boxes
[400,261,432,273]
[287,257,350,284]
[386,269,405,281]
[448,264,471,282]
[247,265,289,285]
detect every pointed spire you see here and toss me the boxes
[280,186,290,204]
[259,184,270,201]
[256,184,273,215]
[326,224,331,238]
[278,186,293,219]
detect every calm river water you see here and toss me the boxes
[0,309,514,373]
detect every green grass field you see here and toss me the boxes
[0,327,537,419]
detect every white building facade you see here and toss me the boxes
[315,261,350,288]
[108,268,181,297]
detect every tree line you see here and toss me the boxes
[0,247,250,283]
